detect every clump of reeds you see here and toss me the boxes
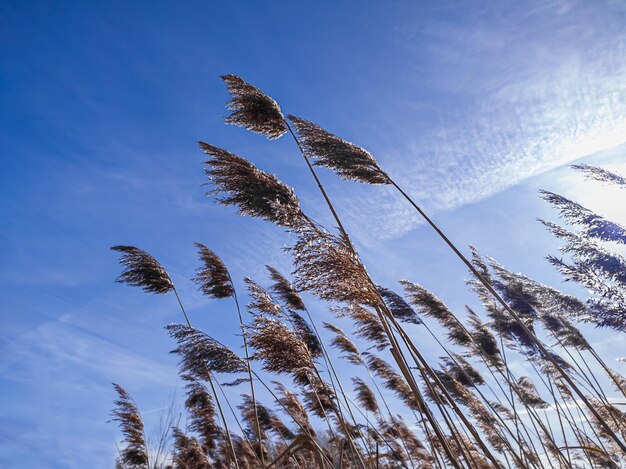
[107,74,626,468]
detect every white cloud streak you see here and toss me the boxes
[337,1,626,242]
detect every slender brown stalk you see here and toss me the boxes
[231,279,265,466]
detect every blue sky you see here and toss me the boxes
[1,1,626,467]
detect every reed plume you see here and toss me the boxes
[184,380,221,456]
[301,374,338,419]
[245,277,283,317]
[288,310,323,359]
[466,307,503,368]
[548,255,626,330]
[541,220,626,287]
[516,377,549,409]
[167,324,247,379]
[192,243,235,299]
[239,394,294,440]
[111,384,149,469]
[333,304,389,351]
[376,285,422,325]
[384,415,432,463]
[221,74,287,139]
[172,428,211,469]
[111,246,173,294]
[540,190,626,244]
[324,322,364,365]
[401,281,472,346]
[273,381,315,437]
[352,377,380,415]
[216,434,258,469]
[288,115,390,184]
[193,248,266,466]
[366,354,419,412]
[200,142,303,227]
[571,163,626,187]
[291,222,380,305]
[441,354,484,387]
[247,316,314,377]
[265,265,306,311]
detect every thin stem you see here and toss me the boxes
[170,286,239,468]
[230,279,265,467]
[172,287,192,328]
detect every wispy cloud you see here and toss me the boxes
[337,1,626,242]
[0,314,176,389]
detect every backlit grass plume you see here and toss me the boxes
[352,377,379,415]
[111,384,149,469]
[291,222,380,305]
[247,316,314,376]
[184,380,221,456]
[571,163,626,188]
[221,74,287,139]
[245,277,282,317]
[540,220,626,287]
[266,265,306,311]
[172,428,211,469]
[334,304,389,351]
[324,322,364,365]
[167,324,247,379]
[111,246,173,294]
[376,285,421,325]
[192,243,234,299]
[288,115,389,184]
[540,190,626,244]
[200,142,303,227]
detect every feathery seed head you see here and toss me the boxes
[571,164,626,187]
[289,311,322,359]
[377,285,422,325]
[324,322,364,365]
[192,243,234,299]
[266,265,306,311]
[111,384,149,468]
[245,277,283,317]
[334,304,389,351]
[540,190,626,244]
[200,142,304,227]
[172,429,211,469]
[184,380,221,455]
[247,316,314,376]
[291,222,380,305]
[167,324,247,378]
[288,115,390,184]
[273,381,315,436]
[111,245,173,294]
[352,377,379,414]
[221,74,287,139]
